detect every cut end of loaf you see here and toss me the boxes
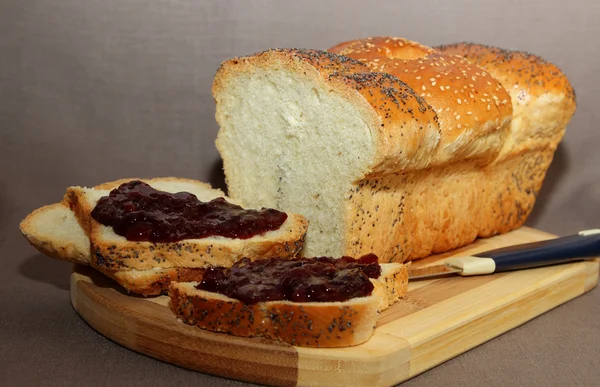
[214,50,379,257]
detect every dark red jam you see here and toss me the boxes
[196,254,381,304]
[90,180,288,242]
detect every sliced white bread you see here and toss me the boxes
[20,177,308,295]
[20,203,90,266]
[168,262,408,348]
[64,177,308,272]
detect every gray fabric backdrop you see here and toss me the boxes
[1,0,599,386]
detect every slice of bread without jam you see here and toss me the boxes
[168,262,408,348]
[64,177,309,273]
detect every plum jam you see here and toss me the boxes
[90,180,288,242]
[196,254,381,304]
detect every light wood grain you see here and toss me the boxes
[70,227,599,387]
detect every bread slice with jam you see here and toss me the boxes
[64,177,308,272]
[20,177,308,295]
[168,255,409,348]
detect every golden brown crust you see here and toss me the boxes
[435,43,576,106]
[168,283,378,348]
[329,37,513,165]
[435,42,576,157]
[434,43,576,235]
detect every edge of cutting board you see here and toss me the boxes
[70,227,599,387]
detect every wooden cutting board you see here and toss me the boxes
[70,227,599,387]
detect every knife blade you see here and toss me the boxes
[409,228,600,280]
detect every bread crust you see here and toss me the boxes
[435,42,576,158]
[435,43,576,236]
[330,37,513,166]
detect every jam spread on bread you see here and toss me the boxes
[197,254,381,303]
[91,180,288,242]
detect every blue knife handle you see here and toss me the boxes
[474,230,600,273]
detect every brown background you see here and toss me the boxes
[1,0,599,386]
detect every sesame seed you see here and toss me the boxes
[416,76,422,80]
[422,85,427,90]
[456,115,461,120]
[466,111,472,115]
[457,123,462,128]
[487,104,491,110]
[457,98,462,104]
[440,85,445,91]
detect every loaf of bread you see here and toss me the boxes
[213,37,575,263]
[169,261,408,348]
[20,177,309,295]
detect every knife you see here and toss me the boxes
[409,229,600,280]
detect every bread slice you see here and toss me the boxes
[64,177,308,272]
[20,202,207,295]
[168,262,408,348]
[20,203,91,266]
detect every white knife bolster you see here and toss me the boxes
[445,256,496,276]
[579,229,600,236]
